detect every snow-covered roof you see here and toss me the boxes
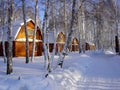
[71,37,78,40]
[86,42,95,46]
[47,31,66,43]
[56,31,65,37]
[1,18,35,41]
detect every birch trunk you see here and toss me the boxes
[51,0,57,68]
[1,0,7,63]
[78,10,82,54]
[81,3,86,53]
[42,0,51,74]
[7,0,14,74]
[42,11,47,69]
[64,0,67,37]
[31,0,38,61]
[58,0,77,68]
[22,0,29,63]
[115,0,120,54]
[46,0,51,73]
[107,0,120,54]
[115,21,119,54]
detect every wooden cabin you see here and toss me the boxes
[0,19,42,57]
[56,32,66,53]
[90,44,95,50]
[86,42,90,50]
[85,42,95,50]
[47,31,66,53]
[46,30,95,52]
[72,37,79,51]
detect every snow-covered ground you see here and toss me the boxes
[0,51,120,90]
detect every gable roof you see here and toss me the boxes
[47,31,65,43]
[1,19,37,41]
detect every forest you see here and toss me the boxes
[0,0,120,75]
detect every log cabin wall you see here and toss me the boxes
[86,43,90,50]
[13,41,42,57]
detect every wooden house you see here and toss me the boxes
[56,32,66,53]
[46,30,95,53]
[47,31,66,53]
[85,42,95,50]
[0,19,42,57]
[71,37,79,51]
[86,42,90,50]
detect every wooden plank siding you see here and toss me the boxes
[13,41,42,57]
[0,42,8,56]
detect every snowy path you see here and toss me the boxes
[0,51,120,90]
[74,78,120,90]
[49,51,120,90]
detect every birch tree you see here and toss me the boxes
[1,0,7,63]
[51,0,57,68]
[22,0,29,63]
[42,0,52,76]
[45,0,52,73]
[7,0,14,74]
[95,1,103,50]
[42,1,47,70]
[77,2,82,53]
[64,0,67,37]
[57,0,77,68]
[106,0,120,54]
[31,0,38,62]
[81,1,86,53]
[76,0,86,53]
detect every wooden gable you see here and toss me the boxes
[72,37,79,51]
[15,20,42,41]
[56,32,65,43]
[72,37,79,45]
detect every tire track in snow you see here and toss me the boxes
[58,52,120,90]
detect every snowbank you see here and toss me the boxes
[0,51,120,90]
